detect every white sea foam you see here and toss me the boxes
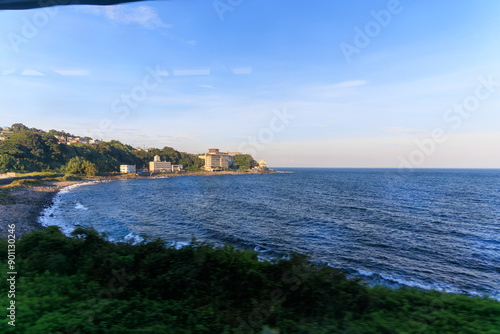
[343,269,500,301]
[124,232,144,244]
[75,202,88,210]
[356,269,375,277]
[58,180,105,193]
[38,180,110,234]
[174,241,190,249]
[281,252,291,260]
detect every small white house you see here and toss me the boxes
[120,165,136,174]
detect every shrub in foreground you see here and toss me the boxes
[0,227,499,333]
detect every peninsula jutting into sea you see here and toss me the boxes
[0,122,274,238]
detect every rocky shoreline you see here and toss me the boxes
[0,181,83,239]
[0,170,276,239]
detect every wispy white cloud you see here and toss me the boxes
[173,69,210,76]
[231,67,252,75]
[21,69,44,76]
[82,5,170,30]
[79,4,200,46]
[197,85,215,89]
[306,80,368,99]
[52,69,89,76]
[2,69,16,75]
[332,80,368,88]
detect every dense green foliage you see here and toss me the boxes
[63,157,98,176]
[0,130,62,172]
[1,227,499,333]
[233,154,259,170]
[0,125,206,173]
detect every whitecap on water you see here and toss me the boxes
[75,202,88,210]
[124,232,144,244]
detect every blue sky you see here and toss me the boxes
[1,0,500,167]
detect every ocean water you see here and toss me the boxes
[39,168,500,300]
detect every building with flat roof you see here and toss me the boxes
[149,155,172,173]
[198,149,235,171]
[120,165,136,174]
[172,164,184,172]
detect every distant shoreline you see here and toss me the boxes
[0,169,276,239]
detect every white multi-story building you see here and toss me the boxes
[198,149,235,171]
[120,165,136,174]
[149,155,172,173]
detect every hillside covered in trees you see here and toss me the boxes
[0,124,256,174]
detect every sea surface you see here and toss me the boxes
[40,168,500,300]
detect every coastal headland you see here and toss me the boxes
[0,124,275,237]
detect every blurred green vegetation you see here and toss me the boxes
[58,175,83,182]
[5,178,44,188]
[0,227,499,333]
[14,171,60,178]
[63,157,98,176]
[233,154,259,170]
